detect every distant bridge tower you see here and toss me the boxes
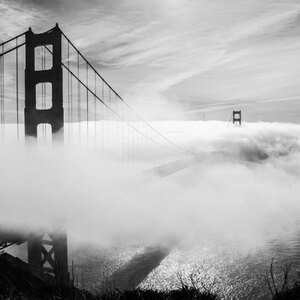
[24,24,68,286]
[232,110,242,126]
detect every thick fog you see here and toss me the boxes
[0,121,299,251]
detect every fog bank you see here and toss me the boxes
[0,121,299,250]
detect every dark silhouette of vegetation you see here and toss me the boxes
[273,283,300,300]
[263,258,300,300]
[0,286,219,300]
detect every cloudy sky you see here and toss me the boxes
[1,0,300,122]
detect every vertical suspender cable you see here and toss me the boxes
[119,94,122,163]
[71,72,73,141]
[112,89,115,159]
[127,110,130,162]
[69,41,73,141]
[115,93,118,160]
[0,50,1,127]
[108,88,111,158]
[94,71,96,147]
[67,41,70,137]
[0,45,3,133]
[86,62,89,143]
[77,52,80,141]
[1,45,5,137]
[132,106,135,167]
[102,79,104,152]
[2,47,4,125]
[3,47,5,134]
[16,38,19,140]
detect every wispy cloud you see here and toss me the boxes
[1,0,300,122]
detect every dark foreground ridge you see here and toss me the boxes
[0,252,89,300]
[0,252,218,299]
[1,253,300,299]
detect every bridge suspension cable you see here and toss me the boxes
[0,31,26,141]
[0,31,26,48]
[46,43,177,153]
[59,29,194,156]
[0,26,195,169]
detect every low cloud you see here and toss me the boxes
[0,121,299,252]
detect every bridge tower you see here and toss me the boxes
[232,110,242,126]
[24,24,68,286]
[25,24,64,137]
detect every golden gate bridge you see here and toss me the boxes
[0,24,195,287]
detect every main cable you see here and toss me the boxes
[44,44,187,154]
[60,30,195,156]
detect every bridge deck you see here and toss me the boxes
[0,227,35,250]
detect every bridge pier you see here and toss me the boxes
[27,230,68,286]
